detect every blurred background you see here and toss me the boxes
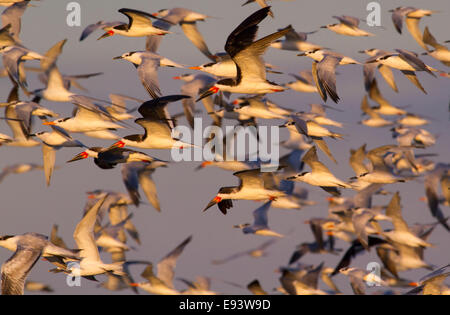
[0,0,449,294]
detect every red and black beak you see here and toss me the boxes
[196,86,219,102]
[67,151,88,163]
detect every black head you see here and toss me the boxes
[0,235,14,241]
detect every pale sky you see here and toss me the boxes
[0,0,449,295]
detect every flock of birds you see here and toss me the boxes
[0,0,449,295]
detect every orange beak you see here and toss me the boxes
[111,140,126,148]
[98,30,114,40]
[43,121,56,126]
[213,196,222,203]
[189,66,202,70]
[129,283,140,287]
[196,86,219,102]
[173,76,181,80]
[67,151,89,162]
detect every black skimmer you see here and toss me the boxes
[196,7,291,101]
[321,16,375,37]
[97,8,174,40]
[203,168,286,215]
[110,95,196,150]
[67,146,163,170]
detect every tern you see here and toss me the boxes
[97,8,173,40]
[0,163,42,183]
[366,49,437,74]
[24,281,53,293]
[396,113,429,127]
[338,267,387,295]
[196,7,290,101]
[303,104,343,128]
[121,161,168,209]
[367,79,406,116]
[147,8,216,61]
[211,239,278,265]
[0,233,47,295]
[287,146,353,195]
[360,95,394,128]
[130,236,192,295]
[330,236,388,276]
[70,195,125,277]
[232,96,287,120]
[280,115,340,163]
[311,55,342,104]
[31,125,85,186]
[0,233,80,294]
[173,73,219,127]
[363,48,432,94]
[284,70,318,93]
[423,164,450,231]
[382,192,433,248]
[352,145,409,184]
[0,45,44,88]
[360,49,399,93]
[289,218,340,264]
[1,0,29,41]
[113,51,185,99]
[2,100,57,147]
[365,49,439,94]
[390,7,436,50]
[203,168,286,214]
[0,23,15,47]
[43,95,124,137]
[32,63,78,102]
[0,0,36,7]
[422,26,450,66]
[298,49,356,103]
[391,126,436,148]
[288,114,344,139]
[278,262,328,295]
[270,26,322,52]
[110,95,196,150]
[321,16,375,37]
[234,201,284,237]
[298,48,360,65]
